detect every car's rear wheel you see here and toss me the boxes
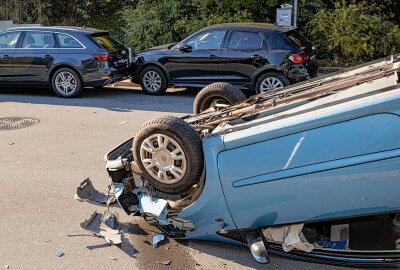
[193,82,247,114]
[139,66,167,95]
[255,72,290,94]
[51,68,83,98]
[133,116,204,194]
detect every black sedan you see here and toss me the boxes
[130,23,318,95]
[0,26,129,97]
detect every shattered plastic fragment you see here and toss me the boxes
[75,178,108,204]
[81,211,122,245]
[103,211,118,229]
[152,234,165,247]
[138,193,168,218]
[157,261,171,265]
[55,251,65,257]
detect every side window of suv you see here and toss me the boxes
[227,31,264,50]
[22,31,55,48]
[56,33,83,48]
[186,30,226,50]
[0,32,21,48]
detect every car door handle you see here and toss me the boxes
[251,54,262,59]
[1,55,11,59]
[42,55,52,60]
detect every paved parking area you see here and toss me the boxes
[0,86,352,269]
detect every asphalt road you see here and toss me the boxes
[0,86,354,270]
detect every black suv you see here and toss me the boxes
[130,23,317,95]
[0,26,129,97]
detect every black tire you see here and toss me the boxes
[193,82,247,114]
[255,72,290,94]
[133,115,204,194]
[139,66,167,95]
[51,68,83,98]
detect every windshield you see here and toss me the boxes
[91,33,124,51]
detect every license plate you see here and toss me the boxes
[114,59,128,65]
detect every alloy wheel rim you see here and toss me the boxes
[143,71,162,92]
[260,77,284,93]
[55,71,77,94]
[140,133,187,184]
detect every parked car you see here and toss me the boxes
[105,55,400,267]
[0,26,129,97]
[130,23,317,95]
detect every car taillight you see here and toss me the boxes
[92,53,116,62]
[289,54,310,64]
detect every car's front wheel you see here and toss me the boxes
[133,116,204,194]
[51,68,83,98]
[193,82,247,114]
[255,72,289,94]
[139,66,167,95]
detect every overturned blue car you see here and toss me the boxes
[105,55,400,268]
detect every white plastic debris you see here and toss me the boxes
[263,224,314,253]
[152,234,165,247]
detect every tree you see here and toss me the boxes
[307,3,400,66]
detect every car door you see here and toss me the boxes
[12,31,59,82]
[166,29,226,87]
[218,111,400,230]
[218,30,267,86]
[0,31,22,82]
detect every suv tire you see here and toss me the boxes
[255,72,290,94]
[139,66,167,95]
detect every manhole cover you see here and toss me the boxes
[0,117,40,130]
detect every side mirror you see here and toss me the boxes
[177,43,193,53]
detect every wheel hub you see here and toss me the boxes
[139,133,187,184]
[154,150,173,168]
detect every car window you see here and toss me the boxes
[186,30,226,50]
[264,32,293,50]
[56,33,83,48]
[285,30,311,49]
[227,31,263,50]
[22,31,55,49]
[0,32,21,48]
[91,33,124,51]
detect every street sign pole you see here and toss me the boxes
[293,0,298,28]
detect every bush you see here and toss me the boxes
[307,3,400,66]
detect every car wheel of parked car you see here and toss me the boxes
[139,66,167,95]
[255,72,290,94]
[133,115,204,194]
[51,68,83,98]
[193,82,247,114]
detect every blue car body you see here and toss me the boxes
[106,55,400,267]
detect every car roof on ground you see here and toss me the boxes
[6,26,106,34]
[204,22,295,32]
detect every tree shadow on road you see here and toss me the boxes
[0,86,199,114]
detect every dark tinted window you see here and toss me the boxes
[91,33,124,51]
[0,32,21,48]
[186,30,226,50]
[285,30,310,49]
[56,33,83,48]
[227,31,263,50]
[265,31,293,50]
[22,31,55,48]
